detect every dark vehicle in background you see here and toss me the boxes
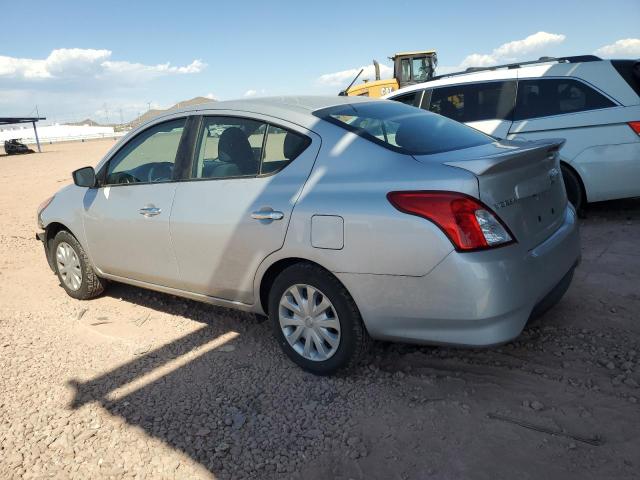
[4,139,34,155]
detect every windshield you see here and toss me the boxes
[314,101,492,155]
[412,57,430,82]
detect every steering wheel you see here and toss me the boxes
[117,172,137,184]
[148,163,173,182]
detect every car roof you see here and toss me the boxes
[98,95,380,169]
[386,58,639,106]
[164,95,376,129]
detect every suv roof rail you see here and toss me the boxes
[432,55,602,80]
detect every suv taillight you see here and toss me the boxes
[387,191,515,251]
[628,121,640,135]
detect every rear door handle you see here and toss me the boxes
[251,210,284,221]
[139,206,161,217]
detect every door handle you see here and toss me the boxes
[251,210,284,221]
[139,206,161,217]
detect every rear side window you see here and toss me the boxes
[390,90,423,107]
[194,117,265,179]
[314,101,492,155]
[514,78,615,120]
[611,60,640,97]
[429,81,516,122]
[261,125,311,174]
[193,117,310,179]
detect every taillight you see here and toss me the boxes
[628,121,640,135]
[387,191,515,251]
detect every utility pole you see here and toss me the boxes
[119,108,124,126]
[147,102,151,112]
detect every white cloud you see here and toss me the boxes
[0,48,206,82]
[317,63,393,87]
[459,32,566,69]
[316,32,564,87]
[594,38,640,58]
[205,92,216,100]
[243,89,266,97]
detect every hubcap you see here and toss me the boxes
[56,242,82,291]
[279,284,341,362]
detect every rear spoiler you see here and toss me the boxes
[444,138,565,176]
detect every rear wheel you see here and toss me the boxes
[268,263,370,375]
[561,164,585,212]
[52,230,105,300]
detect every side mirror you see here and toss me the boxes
[72,166,96,188]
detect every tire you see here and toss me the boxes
[268,263,371,375]
[52,230,106,300]
[560,164,585,213]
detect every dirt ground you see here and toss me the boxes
[1,139,639,480]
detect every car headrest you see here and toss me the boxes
[394,124,416,150]
[218,127,256,174]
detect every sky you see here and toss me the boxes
[1,0,639,124]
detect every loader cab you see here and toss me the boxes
[393,51,437,88]
[343,50,438,98]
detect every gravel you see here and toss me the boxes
[1,141,639,479]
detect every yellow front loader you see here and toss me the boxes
[340,50,437,98]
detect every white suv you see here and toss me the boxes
[385,56,640,210]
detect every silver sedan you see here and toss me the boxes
[36,96,580,374]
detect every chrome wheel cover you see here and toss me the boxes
[56,242,82,291]
[279,284,341,362]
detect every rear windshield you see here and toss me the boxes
[314,101,492,155]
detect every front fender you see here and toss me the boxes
[40,184,93,263]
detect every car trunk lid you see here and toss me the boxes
[413,139,568,250]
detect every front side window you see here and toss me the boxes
[514,78,615,120]
[314,101,492,155]
[193,117,310,179]
[429,81,516,123]
[106,118,185,185]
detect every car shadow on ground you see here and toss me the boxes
[583,197,640,217]
[64,276,564,478]
[64,197,640,478]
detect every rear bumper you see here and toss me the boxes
[337,205,580,346]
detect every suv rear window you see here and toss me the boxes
[314,101,492,155]
[611,60,640,97]
[514,78,615,120]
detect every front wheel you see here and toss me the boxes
[52,230,106,300]
[268,263,370,375]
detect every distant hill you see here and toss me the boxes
[64,118,102,127]
[62,97,215,131]
[169,96,214,110]
[128,96,214,128]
